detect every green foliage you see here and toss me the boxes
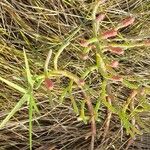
[0,0,150,149]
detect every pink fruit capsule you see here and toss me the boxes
[96,13,105,22]
[101,29,118,39]
[120,16,135,28]
[110,60,119,68]
[44,78,54,90]
[80,39,89,47]
[111,75,123,81]
[108,46,124,55]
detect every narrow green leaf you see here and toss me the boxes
[65,26,81,42]
[0,76,26,93]
[68,80,73,93]
[54,42,70,70]
[96,53,108,78]
[80,100,87,124]
[29,95,33,150]
[23,49,33,86]
[122,79,139,89]
[70,96,79,115]
[81,66,97,79]
[0,93,29,129]
[60,87,69,103]
[94,96,101,121]
[31,96,40,114]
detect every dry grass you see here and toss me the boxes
[0,0,150,150]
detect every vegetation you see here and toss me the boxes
[0,0,150,150]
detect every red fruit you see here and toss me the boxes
[96,13,105,22]
[102,29,118,39]
[44,78,54,90]
[110,60,119,68]
[108,46,124,55]
[80,39,89,47]
[120,16,135,28]
[111,75,123,81]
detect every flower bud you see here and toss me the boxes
[110,60,119,68]
[44,78,54,90]
[108,46,124,55]
[101,29,118,39]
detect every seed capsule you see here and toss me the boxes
[119,16,135,28]
[108,46,124,55]
[101,29,118,39]
[121,17,135,27]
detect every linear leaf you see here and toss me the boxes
[0,76,26,93]
[0,93,29,129]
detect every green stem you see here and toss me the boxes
[92,1,102,36]
[101,42,149,49]
[37,70,81,86]
[96,53,108,78]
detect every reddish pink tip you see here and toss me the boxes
[96,13,105,22]
[111,75,123,82]
[80,39,89,47]
[144,39,150,46]
[44,78,54,90]
[108,46,124,55]
[119,16,135,28]
[102,29,118,39]
[79,79,85,86]
[110,60,119,68]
